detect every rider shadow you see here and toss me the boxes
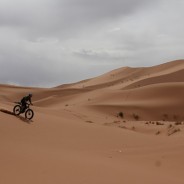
[0,109,33,124]
[15,115,33,124]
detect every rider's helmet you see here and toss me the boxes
[28,93,32,97]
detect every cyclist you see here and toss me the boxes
[21,94,33,113]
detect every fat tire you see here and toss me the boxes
[13,105,21,115]
[25,109,34,120]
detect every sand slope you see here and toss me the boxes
[1,60,184,184]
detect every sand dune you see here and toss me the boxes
[1,60,184,184]
[60,59,184,89]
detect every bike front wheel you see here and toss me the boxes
[13,105,21,115]
[25,109,34,120]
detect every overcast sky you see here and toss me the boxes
[0,0,184,87]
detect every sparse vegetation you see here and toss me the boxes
[131,126,135,130]
[163,114,168,119]
[175,121,182,125]
[156,122,164,125]
[163,114,168,121]
[118,112,124,118]
[86,120,94,123]
[168,124,173,128]
[118,125,127,129]
[132,113,139,120]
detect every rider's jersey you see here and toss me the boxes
[21,96,32,104]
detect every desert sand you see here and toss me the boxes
[0,60,184,184]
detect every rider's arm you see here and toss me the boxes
[29,97,33,105]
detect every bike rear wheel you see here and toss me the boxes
[25,109,34,120]
[13,105,21,115]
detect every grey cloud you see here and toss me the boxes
[57,0,151,20]
[0,0,154,39]
[0,0,184,87]
[73,48,130,63]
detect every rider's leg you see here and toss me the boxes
[21,101,26,113]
